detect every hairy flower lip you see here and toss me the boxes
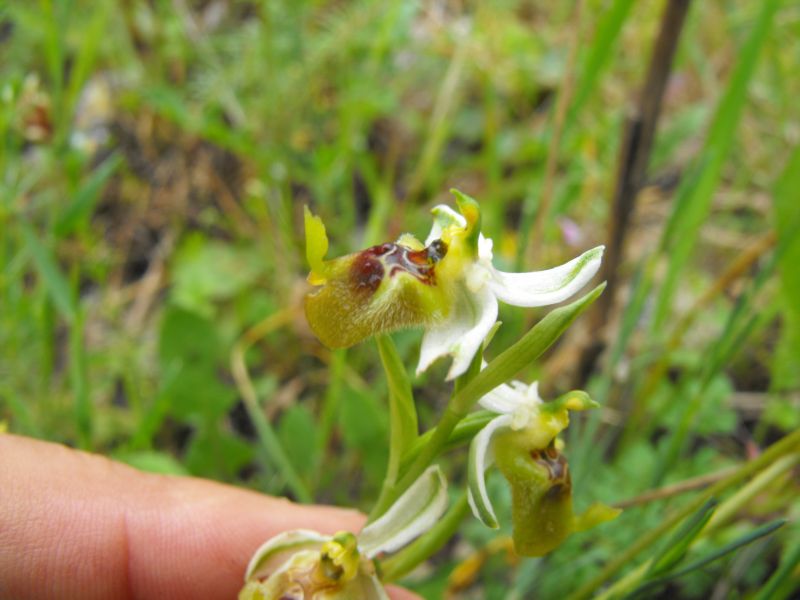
[467,381,595,530]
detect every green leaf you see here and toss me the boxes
[114,450,190,476]
[376,334,418,484]
[55,152,123,236]
[159,305,221,366]
[771,144,800,391]
[631,520,786,599]
[339,386,389,486]
[185,425,254,480]
[647,498,717,577]
[169,366,237,420]
[401,410,496,473]
[753,529,800,600]
[652,0,782,330]
[278,404,319,479]
[171,234,265,318]
[567,0,636,127]
[20,222,76,324]
[667,520,785,581]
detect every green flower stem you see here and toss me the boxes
[399,411,496,472]
[370,284,605,521]
[568,429,800,600]
[380,493,471,582]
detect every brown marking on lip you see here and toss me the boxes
[531,442,571,488]
[349,239,448,293]
[350,252,384,294]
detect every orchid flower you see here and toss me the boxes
[240,466,447,599]
[467,380,620,556]
[304,190,603,380]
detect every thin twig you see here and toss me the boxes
[614,465,738,509]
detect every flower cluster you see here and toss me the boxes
[241,192,617,597]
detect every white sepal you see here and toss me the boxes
[417,283,498,380]
[467,414,514,528]
[244,529,328,581]
[488,246,604,307]
[359,466,448,557]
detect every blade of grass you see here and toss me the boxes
[771,144,800,391]
[647,498,717,577]
[230,310,311,503]
[20,222,76,324]
[564,0,636,130]
[55,152,123,236]
[629,520,786,599]
[69,308,91,449]
[376,334,419,485]
[567,428,800,600]
[651,0,782,331]
[753,533,800,600]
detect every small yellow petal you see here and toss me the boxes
[304,206,329,284]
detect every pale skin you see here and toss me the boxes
[0,434,420,599]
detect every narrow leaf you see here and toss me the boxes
[401,410,496,472]
[376,334,419,484]
[668,519,785,580]
[753,532,800,600]
[21,222,76,323]
[647,498,717,577]
[653,0,782,330]
[631,520,786,598]
[771,144,800,391]
[55,152,123,236]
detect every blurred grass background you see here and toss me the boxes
[1,0,799,597]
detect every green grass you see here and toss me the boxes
[1,0,799,597]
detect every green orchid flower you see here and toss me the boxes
[240,466,447,599]
[468,380,620,556]
[304,191,604,380]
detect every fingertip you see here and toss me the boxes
[387,584,424,600]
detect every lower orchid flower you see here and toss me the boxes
[467,379,620,556]
[304,191,603,380]
[240,466,447,599]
